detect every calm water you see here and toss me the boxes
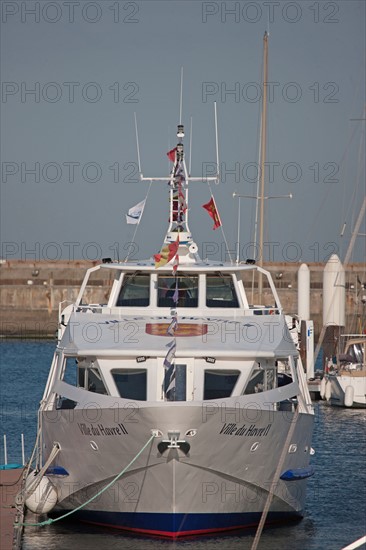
[1,341,365,550]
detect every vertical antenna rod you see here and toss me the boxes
[134,112,142,175]
[189,116,193,176]
[258,31,269,299]
[236,195,241,264]
[214,102,220,181]
[179,67,184,125]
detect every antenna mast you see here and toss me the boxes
[214,102,220,181]
[258,31,269,299]
[189,116,193,176]
[134,112,142,176]
[137,70,220,249]
[179,67,183,125]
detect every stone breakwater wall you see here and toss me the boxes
[0,260,365,338]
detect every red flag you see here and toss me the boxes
[202,197,222,230]
[167,148,177,162]
[154,235,179,268]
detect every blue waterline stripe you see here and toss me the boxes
[51,510,302,534]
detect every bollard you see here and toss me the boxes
[21,434,25,466]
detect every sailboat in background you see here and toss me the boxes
[322,198,366,407]
[320,108,366,407]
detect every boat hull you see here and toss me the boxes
[42,403,314,537]
[327,374,366,408]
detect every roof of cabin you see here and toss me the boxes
[60,311,296,359]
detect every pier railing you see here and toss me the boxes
[1,434,25,469]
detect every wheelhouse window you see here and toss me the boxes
[57,358,108,408]
[264,367,276,391]
[204,370,240,400]
[84,365,108,394]
[75,359,108,394]
[117,273,150,307]
[158,274,198,307]
[164,364,187,401]
[80,269,115,306]
[206,274,239,308]
[243,364,277,394]
[112,369,147,400]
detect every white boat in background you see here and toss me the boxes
[320,196,366,408]
[323,337,366,408]
[24,36,315,538]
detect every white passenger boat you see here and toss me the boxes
[323,337,366,408]
[25,114,315,537]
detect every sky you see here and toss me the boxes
[1,0,365,264]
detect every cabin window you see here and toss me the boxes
[243,367,265,394]
[277,371,293,387]
[164,364,186,401]
[79,269,115,306]
[56,397,77,410]
[345,342,365,364]
[243,365,277,394]
[206,274,239,308]
[204,370,240,399]
[78,365,86,388]
[62,357,78,386]
[264,367,276,391]
[62,358,108,393]
[85,366,108,394]
[58,358,108,405]
[112,369,147,400]
[158,275,198,307]
[117,273,150,307]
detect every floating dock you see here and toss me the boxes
[0,467,25,550]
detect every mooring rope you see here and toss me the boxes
[251,406,300,550]
[19,433,155,528]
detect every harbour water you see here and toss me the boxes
[1,341,365,550]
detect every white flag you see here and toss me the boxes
[126,199,146,224]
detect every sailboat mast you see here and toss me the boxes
[343,197,366,265]
[258,31,268,299]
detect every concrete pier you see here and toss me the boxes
[0,468,25,550]
[0,260,365,339]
